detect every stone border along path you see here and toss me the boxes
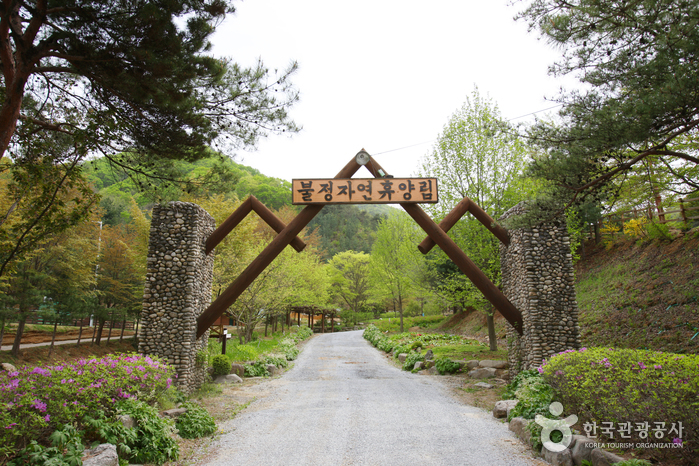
[200,330,547,466]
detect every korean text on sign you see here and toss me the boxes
[292,178,438,205]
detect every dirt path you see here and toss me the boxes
[198,330,545,466]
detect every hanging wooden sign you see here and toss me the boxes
[292,178,438,205]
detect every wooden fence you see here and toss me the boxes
[586,195,699,239]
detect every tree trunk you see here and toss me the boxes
[95,318,106,346]
[48,318,59,357]
[119,318,126,342]
[11,316,27,358]
[77,318,84,346]
[264,317,269,337]
[487,312,497,351]
[106,311,114,343]
[90,321,97,346]
[245,323,253,343]
[0,318,5,348]
[398,295,404,333]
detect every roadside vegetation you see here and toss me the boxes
[0,325,313,465]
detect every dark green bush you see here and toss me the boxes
[541,347,699,457]
[211,355,231,376]
[176,402,216,439]
[402,352,425,371]
[244,361,269,377]
[435,357,461,375]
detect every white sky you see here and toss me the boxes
[211,0,571,181]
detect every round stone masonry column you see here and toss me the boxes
[138,202,215,394]
[499,202,581,376]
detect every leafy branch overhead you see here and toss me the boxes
[516,0,699,213]
[0,0,300,172]
[0,0,300,276]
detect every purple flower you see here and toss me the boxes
[44,414,50,422]
[673,438,683,445]
[31,399,47,412]
[654,364,662,370]
[638,362,647,370]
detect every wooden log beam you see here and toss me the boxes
[205,195,306,255]
[417,197,509,255]
[402,203,524,335]
[360,155,522,334]
[196,157,362,338]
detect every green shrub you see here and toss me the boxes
[244,361,269,377]
[211,355,231,376]
[402,352,425,371]
[263,354,288,369]
[294,326,313,341]
[435,357,461,375]
[176,402,217,439]
[84,398,178,465]
[278,338,300,360]
[541,347,699,457]
[362,324,383,346]
[225,344,259,362]
[376,337,395,353]
[505,370,555,421]
[646,222,672,241]
[8,425,84,466]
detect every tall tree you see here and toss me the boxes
[0,0,299,277]
[0,0,299,163]
[328,250,373,316]
[420,89,535,349]
[370,210,426,333]
[516,0,699,215]
[94,224,142,345]
[2,215,98,356]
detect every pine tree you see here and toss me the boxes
[517,0,699,214]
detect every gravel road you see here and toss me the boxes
[202,330,545,466]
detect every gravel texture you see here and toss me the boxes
[202,330,546,466]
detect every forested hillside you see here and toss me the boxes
[84,155,392,258]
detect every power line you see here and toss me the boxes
[374,103,564,157]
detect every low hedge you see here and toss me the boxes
[540,347,699,459]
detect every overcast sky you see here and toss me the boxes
[211,0,572,181]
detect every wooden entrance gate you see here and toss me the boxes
[196,151,523,339]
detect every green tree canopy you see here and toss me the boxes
[328,250,372,314]
[370,210,426,332]
[517,0,699,215]
[0,0,299,165]
[419,89,536,348]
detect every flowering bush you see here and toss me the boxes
[0,353,174,457]
[278,338,300,361]
[540,347,699,459]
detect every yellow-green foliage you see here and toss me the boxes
[623,217,648,238]
[600,222,621,249]
[541,347,699,452]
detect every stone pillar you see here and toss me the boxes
[138,202,215,393]
[499,203,581,376]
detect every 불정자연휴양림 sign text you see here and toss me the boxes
[292,178,439,204]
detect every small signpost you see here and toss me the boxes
[292,178,438,205]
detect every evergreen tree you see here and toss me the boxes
[517,0,699,215]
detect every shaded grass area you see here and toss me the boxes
[430,343,507,361]
[0,339,137,366]
[368,315,446,333]
[211,330,288,363]
[575,236,699,353]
